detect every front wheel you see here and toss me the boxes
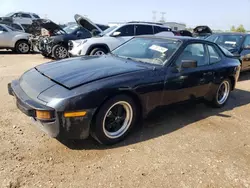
[52,45,68,59]
[91,95,138,145]
[15,40,30,54]
[89,47,108,56]
[211,79,231,108]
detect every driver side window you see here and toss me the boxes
[175,43,207,68]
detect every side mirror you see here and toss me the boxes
[181,60,197,69]
[112,31,121,37]
[76,31,83,37]
[0,30,7,34]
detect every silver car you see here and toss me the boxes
[0,24,32,53]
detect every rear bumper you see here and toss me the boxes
[8,80,95,140]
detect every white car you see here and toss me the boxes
[68,19,174,57]
[0,24,32,53]
[3,12,40,26]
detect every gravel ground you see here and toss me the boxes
[0,51,250,188]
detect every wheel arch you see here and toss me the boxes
[91,90,144,126]
[86,43,111,55]
[14,39,29,48]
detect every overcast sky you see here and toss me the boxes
[0,0,250,30]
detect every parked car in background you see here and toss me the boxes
[193,25,212,39]
[206,33,250,71]
[68,20,173,57]
[0,12,40,31]
[173,30,193,37]
[0,24,32,53]
[36,14,108,59]
[0,21,25,32]
[8,36,240,145]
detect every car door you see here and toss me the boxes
[163,42,213,105]
[240,35,250,69]
[108,25,135,50]
[0,25,10,47]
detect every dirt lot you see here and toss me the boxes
[0,51,250,188]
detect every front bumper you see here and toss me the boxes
[8,80,95,140]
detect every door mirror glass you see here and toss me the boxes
[112,31,121,37]
[76,31,83,37]
[181,60,197,69]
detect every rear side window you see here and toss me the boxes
[154,26,170,34]
[0,25,6,32]
[32,14,40,19]
[21,13,32,18]
[135,25,153,35]
[115,25,134,36]
[207,45,220,64]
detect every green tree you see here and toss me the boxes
[236,25,246,33]
[230,25,236,32]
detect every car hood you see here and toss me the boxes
[32,19,65,34]
[35,55,149,89]
[74,14,103,35]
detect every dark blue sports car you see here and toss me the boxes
[8,36,241,145]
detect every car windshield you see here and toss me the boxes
[219,45,235,56]
[4,25,17,31]
[63,24,79,34]
[99,26,118,36]
[32,14,40,19]
[5,12,14,17]
[207,34,244,49]
[111,37,182,65]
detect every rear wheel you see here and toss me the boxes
[15,40,30,54]
[89,47,108,56]
[52,44,68,59]
[211,79,231,108]
[91,95,138,145]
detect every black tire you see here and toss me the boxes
[52,44,68,60]
[91,95,138,145]
[89,47,108,56]
[15,40,30,54]
[41,52,51,58]
[211,79,231,108]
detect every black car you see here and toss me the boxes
[37,14,108,59]
[206,33,250,71]
[8,36,241,145]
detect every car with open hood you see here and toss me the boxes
[8,36,240,145]
[193,25,213,39]
[0,24,32,53]
[68,21,173,57]
[206,32,250,71]
[36,14,108,59]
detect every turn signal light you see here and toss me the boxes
[64,111,87,118]
[36,110,51,120]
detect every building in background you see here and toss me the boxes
[162,22,186,31]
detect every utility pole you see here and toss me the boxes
[152,11,157,22]
[160,12,166,23]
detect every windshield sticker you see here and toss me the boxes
[224,41,236,45]
[149,45,168,53]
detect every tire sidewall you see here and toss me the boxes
[90,47,108,56]
[213,79,231,108]
[52,45,68,59]
[91,95,137,145]
[15,40,30,54]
